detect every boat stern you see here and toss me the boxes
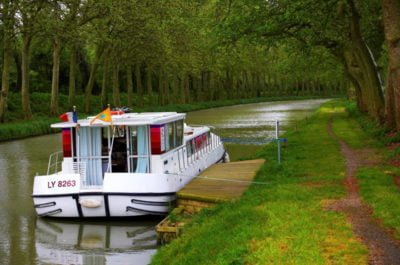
[32,173,81,217]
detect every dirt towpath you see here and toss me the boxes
[326,121,400,265]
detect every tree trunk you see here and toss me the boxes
[145,66,153,105]
[101,54,109,108]
[68,46,77,107]
[179,75,185,104]
[84,45,103,113]
[126,65,133,107]
[209,71,215,100]
[0,3,14,123]
[169,75,178,104]
[0,31,12,123]
[158,70,165,105]
[345,0,385,121]
[21,34,33,120]
[381,0,400,130]
[50,38,61,115]
[232,74,238,99]
[184,74,190,103]
[135,64,143,107]
[14,52,22,94]
[112,64,120,107]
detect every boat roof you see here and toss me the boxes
[51,112,186,128]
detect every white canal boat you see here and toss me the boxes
[32,109,227,218]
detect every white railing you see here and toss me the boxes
[74,161,87,186]
[173,133,222,174]
[46,152,90,188]
[47,151,63,175]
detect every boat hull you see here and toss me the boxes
[33,144,225,218]
[33,193,176,218]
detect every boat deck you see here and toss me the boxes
[177,158,265,205]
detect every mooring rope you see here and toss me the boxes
[195,175,269,185]
[166,172,269,185]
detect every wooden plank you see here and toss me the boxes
[177,159,265,203]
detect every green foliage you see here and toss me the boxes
[344,101,390,142]
[0,0,347,124]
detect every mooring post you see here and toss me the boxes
[276,120,281,164]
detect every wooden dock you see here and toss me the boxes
[156,159,265,244]
[178,159,265,207]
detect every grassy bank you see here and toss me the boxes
[0,118,60,142]
[0,94,335,142]
[151,100,370,264]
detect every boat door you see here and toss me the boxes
[110,126,128,172]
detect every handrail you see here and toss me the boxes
[173,132,222,174]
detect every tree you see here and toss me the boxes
[216,0,385,121]
[0,0,16,122]
[84,44,103,113]
[381,0,400,130]
[17,0,46,119]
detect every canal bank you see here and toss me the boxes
[150,100,400,265]
[0,96,334,142]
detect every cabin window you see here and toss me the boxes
[165,120,184,151]
[176,120,183,146]
[168,123,175,150]
[128,126,149,173]
[151,119,184,154]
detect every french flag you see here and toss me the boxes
[59,111,77,122]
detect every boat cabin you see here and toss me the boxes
[52,112,187,186]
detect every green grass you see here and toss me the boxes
[151,100,368,265]
[0,118,59,141]
[357,167,400,239]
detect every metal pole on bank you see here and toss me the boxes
[276,120,281,164]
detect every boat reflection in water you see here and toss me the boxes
[35,218,159,265]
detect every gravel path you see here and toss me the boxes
[326,121,400,265]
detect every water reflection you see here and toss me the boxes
[0,134,60,265]
[35,219,158,265]
[186,99,329,160]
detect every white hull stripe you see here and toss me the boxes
[126,206,166,216]
[131,198,174,206]
[38,208,62,217]
[34,201,56,208]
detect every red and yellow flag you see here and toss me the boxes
[90,107,112,125]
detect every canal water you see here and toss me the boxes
[0,99,328,265]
